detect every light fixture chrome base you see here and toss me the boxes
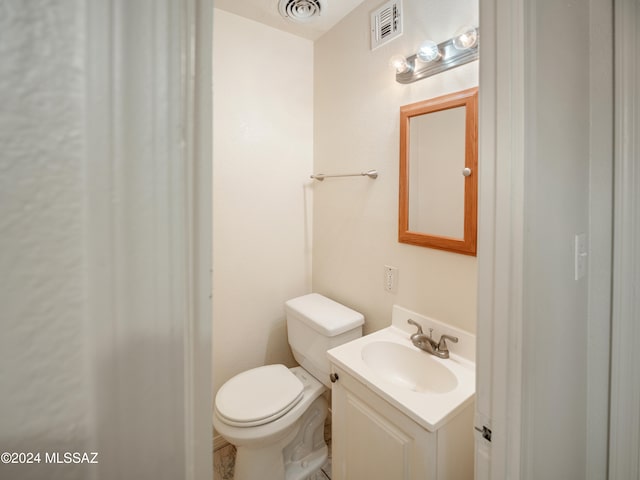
[395,34,479,84]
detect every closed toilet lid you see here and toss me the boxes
[215,364,304,427]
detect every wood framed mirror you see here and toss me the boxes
[398,87,478,256]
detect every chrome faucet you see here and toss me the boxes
[407,319,459,359]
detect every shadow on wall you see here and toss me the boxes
[263,318,297,367]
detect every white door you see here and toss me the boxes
[475,0,617,479]
[476,0,628,480]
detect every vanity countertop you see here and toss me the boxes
[327,305,476,432]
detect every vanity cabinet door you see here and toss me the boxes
[331,365,437,480]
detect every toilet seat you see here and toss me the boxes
[216,364,304,427]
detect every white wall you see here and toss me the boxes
[313,0,478,334]
[0,1,92,478]
[212,9,314,395]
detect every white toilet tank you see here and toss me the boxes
[285,293,364,387]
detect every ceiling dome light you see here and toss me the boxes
[389,54,411,74]
[416,40,441,62]
[453,26,478,50]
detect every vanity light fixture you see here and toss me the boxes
[416,40,441,62]
[452,25,478,50]
[392,26,479,84]
[389,54,411,74]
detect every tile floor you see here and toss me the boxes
[213,422,332,480]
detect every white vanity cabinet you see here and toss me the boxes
[330,364,474,480]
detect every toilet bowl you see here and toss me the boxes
[213,294,364,480]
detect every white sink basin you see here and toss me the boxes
[361,341,458,393]
[327,317,475,432]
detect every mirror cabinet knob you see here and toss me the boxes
[462,167,472,177]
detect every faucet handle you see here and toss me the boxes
[407,319,423,335]
[437,334,459,352]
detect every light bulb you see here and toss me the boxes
[389,54,410,74]
[416,40,441,63]
[453,26,478,50]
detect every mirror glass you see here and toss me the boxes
[408,106,466,237]
[399,88,478,255]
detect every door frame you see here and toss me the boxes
[475,0,526,477]
[85,1,212,477]
[609,0,640,477]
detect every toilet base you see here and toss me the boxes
[234,396,328,480]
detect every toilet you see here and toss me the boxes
[213,293,364,480]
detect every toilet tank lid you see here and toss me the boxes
[285,293,364,337]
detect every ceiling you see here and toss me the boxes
[214,0,368,41]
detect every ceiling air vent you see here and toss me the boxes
[278,0,325,23]
[370,0,403,50]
